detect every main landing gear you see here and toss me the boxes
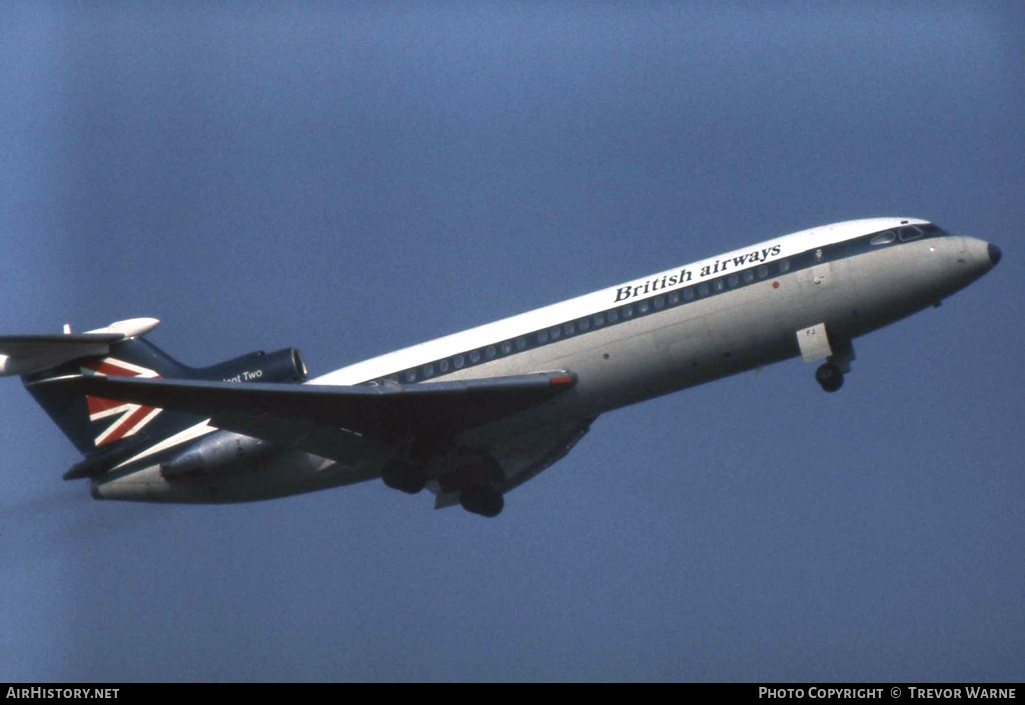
[447,449,505,518]
[381,459,426,495]
[459,484,504,518]
[380,433,455,495]
[381,447,506,518]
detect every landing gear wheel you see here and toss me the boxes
[815,362,844,393]
[381,459,426,494]
[459,485,504,518]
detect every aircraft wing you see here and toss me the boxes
[36,372,579,452]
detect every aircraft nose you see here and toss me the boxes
[988,243,1002,267]
[959,237,999,271]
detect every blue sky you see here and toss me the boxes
[1,2,1022,682]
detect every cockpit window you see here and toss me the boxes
[871,231,896,245]
[898,225,924,242]
[920,223,948,236]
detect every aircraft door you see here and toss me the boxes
[798,254,849,297]
[798,249,835,291]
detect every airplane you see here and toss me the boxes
[0,218,1001,517]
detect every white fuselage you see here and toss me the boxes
[91,218,998,503]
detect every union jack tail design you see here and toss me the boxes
[21,335,191,457]
[81,358,163,446]
[20,330,303,463]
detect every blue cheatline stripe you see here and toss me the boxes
[372,224,948,386]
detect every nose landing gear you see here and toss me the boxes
[815,362,844,392]
[814,337,854,393]
[797,323,854,393]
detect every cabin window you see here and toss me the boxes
[713,279,725,292]
[578,317,590,332]
[871,231,896,245]
[538,330,549,344]
[727,273,739,288]
[757,265,769,279]
[405,369,417,383]
[621,304,634,319]
[469,350,481,364]
[515,336,527,350]
[697,282,710,297]
[743,270,755,284]
[638,300,650,315]
[669,291,680,305]
[654,296,665,310]
[564,321,575,336]
[439,359,449,373]
[608,309,619,323]
[423,363,434,378]
[501,341,512,355]
[549,326,561,341]
[485,345,496,360]
[778,259,791,274]
[453,355,465,369]
[684,287,695,302]
[594,313,605,327]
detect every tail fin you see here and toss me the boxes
[24,333,195,456]
[3,318,307,476]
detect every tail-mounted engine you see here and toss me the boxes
[157,347,308,477]
[200,347,308,384]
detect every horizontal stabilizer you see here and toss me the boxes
[0,318,159,377]
[0,334,123,377]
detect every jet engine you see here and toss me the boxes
[202,347,308,384]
